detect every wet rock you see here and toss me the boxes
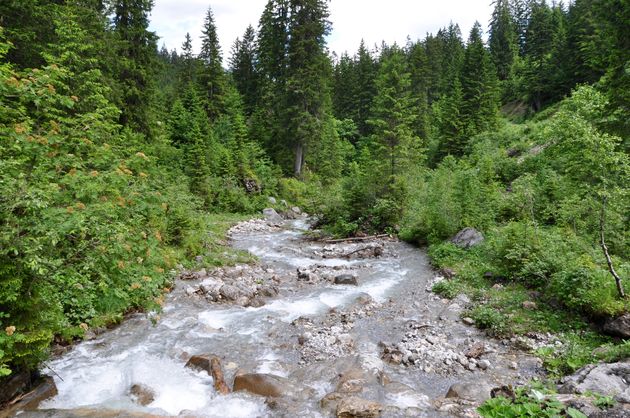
[478,360,491,370]
[246,297,266,308]
[4,376,58,413]
[336,396,382,418]
[336,368,366,394]
[603,314,630,339]
[321,392,345,411]
[335,274,358,286]
[297,267,317,282]
[219,284,241,301]
[259,285,279,297]
[0,369,31,404]
[233,373,287,398]
[445,382,492,403]
[464,342,485,359]
[450,228,484,249]
[262,208,283,224]
[129,384,155,406]
[185,355,214,374]
[559,361,630,403]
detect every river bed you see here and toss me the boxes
[14,217,544,417]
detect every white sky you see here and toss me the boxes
[149,0,494,63]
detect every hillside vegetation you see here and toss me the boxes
[0,0,628,387]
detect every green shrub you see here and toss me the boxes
[432,280,460,299]
[468,306,508,336]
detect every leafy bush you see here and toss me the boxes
[432,280,460,299]
[468,306,508,336]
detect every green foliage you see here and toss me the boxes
[467,306,508,336]
[432,280,460,299]
[478,386,577,418]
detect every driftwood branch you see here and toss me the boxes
[210,356,230,395]
[323,234,389,244]
[600,197,625,298]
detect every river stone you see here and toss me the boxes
[268,196,277,205]
[291,206,302,215]
[336,396,383,418]
[129,384,155,406]
[4,376,58,413]
[185,355,214,375]
[559,361,630,403]
[450,228,484,249]
[219,284,242,301]
[335,274,358,286]
[445,382,492,403]
[262,208,283,224]
[603,313,630,339]
[233,373,287,398]
[0,369,31,404]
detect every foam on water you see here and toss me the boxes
[43,353,213,416]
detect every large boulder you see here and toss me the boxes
[559,361,630,403]
[450,228,484,249]
[262,208,283,224]
[445,382,492,403]
[233,373,287,398]
[185,355,213,374]
[603,314,630,339]
[336,396,382,418]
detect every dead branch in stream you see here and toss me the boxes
[210,357,231,395]
[322,234,390,244]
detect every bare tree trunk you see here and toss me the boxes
[294,142,303,178]
[210,357,230,395]
[600,197,625,298]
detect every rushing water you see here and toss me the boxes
[15,218,538,417]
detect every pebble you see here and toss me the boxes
[462,317,475,326]
[478,360,491,370]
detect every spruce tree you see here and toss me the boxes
[367,46,420,179]
[111,0,158,137]
[355,40,378,137]
[461,22,499,138]
[284,0,333,177]
[181,32,196,85]
[199,6,225,119]
[229,25,259,115]
[489,0,518,81]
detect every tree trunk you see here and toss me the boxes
[294,142,304,178]
[600,197,625,298]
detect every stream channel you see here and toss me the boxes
[15,217,543,417]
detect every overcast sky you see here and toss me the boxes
[149,0,494,63]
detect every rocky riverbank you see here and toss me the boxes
[5,210,629,418]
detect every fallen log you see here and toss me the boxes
[323,234,389,244]
[210,357,230,395]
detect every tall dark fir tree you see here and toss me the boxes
[199,6,225,119]
[112,0,158,137]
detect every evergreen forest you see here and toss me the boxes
[0,0,629,414]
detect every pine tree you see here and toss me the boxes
[461,22,499,138]
[111,0,158,137]
[199,6,225,119]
